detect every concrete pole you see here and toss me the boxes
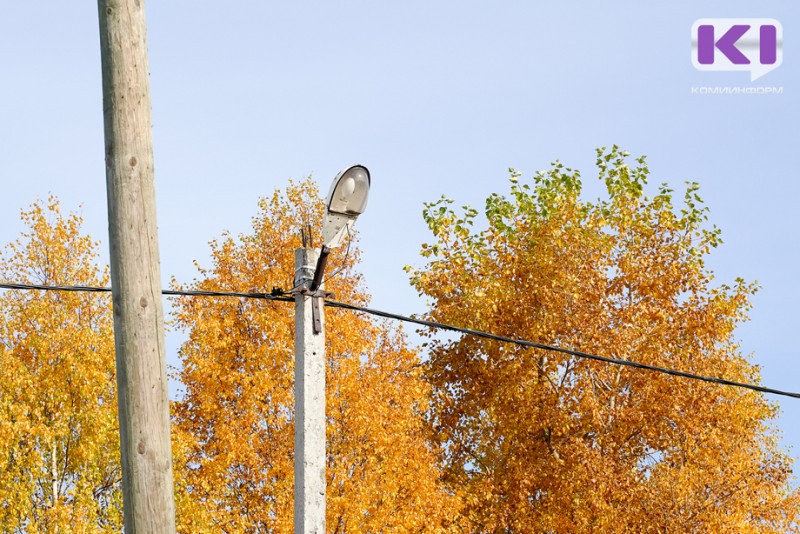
[294,248,326,534]
[97,1,176,532]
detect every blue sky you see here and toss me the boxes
[2,2,798,475]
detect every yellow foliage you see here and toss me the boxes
[410,149,800,532]
[0,198,121,532]
[171,179,458,532]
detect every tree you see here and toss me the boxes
[171,179,457,533]
[0,198,122,532]
[407,147,800,532]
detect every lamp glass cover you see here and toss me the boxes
[327,165,370,215]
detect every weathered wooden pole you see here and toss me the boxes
[97,1,176,532]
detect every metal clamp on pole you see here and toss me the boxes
[293,286,332,335]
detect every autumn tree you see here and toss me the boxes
[408,147,800,532]
[0,198,121,532]
[171,179,457,533]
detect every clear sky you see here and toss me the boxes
[2,2,798,476]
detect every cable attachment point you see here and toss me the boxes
[292,287,333,334]
[291,287,333,299]
[270,286,286,297]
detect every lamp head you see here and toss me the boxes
[326,165,370,215]
[322,164,370,248]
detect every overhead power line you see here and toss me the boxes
[326,300,800,400]
[1,281,798,400]
[0,282,293,302]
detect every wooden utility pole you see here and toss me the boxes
[97,1,176,532]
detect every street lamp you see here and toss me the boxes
[311,164,371,290]
[294,164,370,534]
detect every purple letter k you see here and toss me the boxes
[697,24,751,65]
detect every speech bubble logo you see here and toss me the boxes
[692,18,783,81]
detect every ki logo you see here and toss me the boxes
[692,19,783,81]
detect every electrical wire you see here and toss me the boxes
[325,300,800,400]
[0,282,293,302]
[1,281,798,400]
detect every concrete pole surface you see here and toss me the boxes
[97,1,176,532]
[294,248,326,534]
